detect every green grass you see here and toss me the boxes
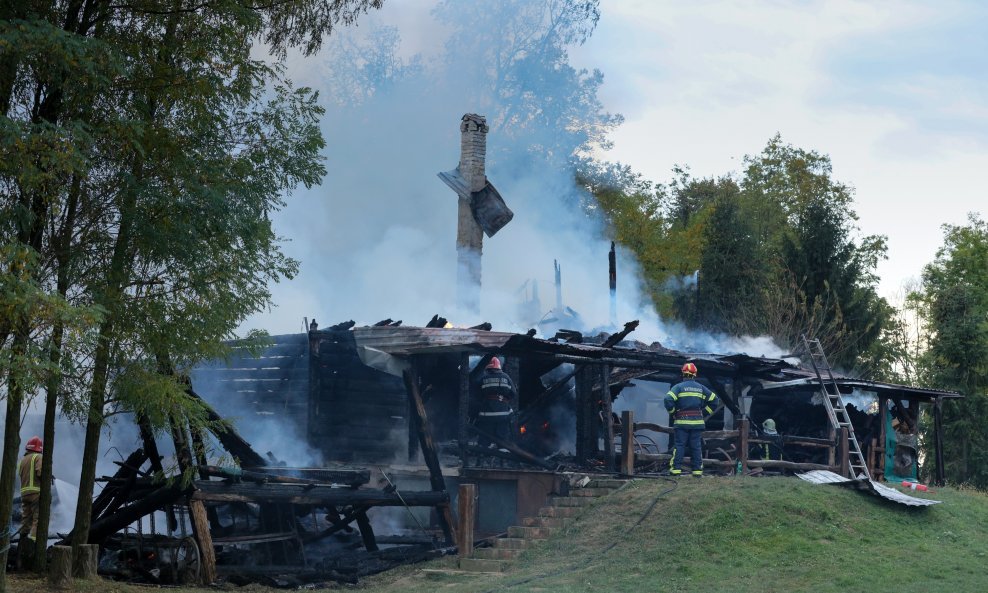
[9,476,988,593]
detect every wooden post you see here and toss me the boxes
[620,411,635,476]
[828,425,837,467]
[739,417,749,474]
[48,545,73,589]
[458,352,471,468]
[189,500,217,584]
[838,427,850,478]
[878,395,888,477]
[355,510,378,552]
[574,366,596,463]
[457,483,476,559]
[404,366,457,546]
[72,544,98,578]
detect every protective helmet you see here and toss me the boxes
[762,419,777,434]
[486,357,502,371]
[681,362,698,377]
[25,436,43,453]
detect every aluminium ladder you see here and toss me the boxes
[800,335,871,480]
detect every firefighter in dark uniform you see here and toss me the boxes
[755,418,784,460]
[664,363,718,476]
[477,357,516,450]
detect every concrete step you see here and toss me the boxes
[548,496,595,507]
[458,558,505,573]
[521,516,571,529]
[570,487,617,497]
[507,525,555,539]
[472,547,523,561]
[538,505,581,518]
[493,537,530,550]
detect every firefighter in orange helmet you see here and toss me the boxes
[664,363,718,476]
[18,436,44,542]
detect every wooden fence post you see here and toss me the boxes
[838,427,850,478]
[739,417,749,474]
[457,484,476,559]
[621,411,635,476]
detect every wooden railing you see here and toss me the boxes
[618,412,851,477]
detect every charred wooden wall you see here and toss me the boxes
[191,333,310,435]
[309,330,408,462]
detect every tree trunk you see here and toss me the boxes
[47,546,73,590]
[0,332,29,590]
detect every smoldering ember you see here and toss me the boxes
[3,112,960,589]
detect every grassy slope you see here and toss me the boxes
[10,476,988,593]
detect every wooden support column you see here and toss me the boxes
[933,397,946,487]
[458,353,471,468]
[457,483,476,559]
[404,366,457,546]
[620,411,634,476]
[601,364,615,471]
[574,366,596,463]
[739,417,750,474]
[828,425,837,468]
[878,395,888,478]
[355,510,378,552]
[838,427,850,478]
[189,499,217,584]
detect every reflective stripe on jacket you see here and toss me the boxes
[664,379,718,427]
[18,453,41,495]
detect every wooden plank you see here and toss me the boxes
[189,499,217,584]
[575,366,595,462]
[191,482,447,506]
[620,410,634,476]
[458,483,476,559]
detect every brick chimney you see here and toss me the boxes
[456,114,488,314]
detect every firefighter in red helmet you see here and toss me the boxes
[664,363,718,476]
[476,356,517,451]
[18,436,44,542]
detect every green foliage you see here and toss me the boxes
[584,135,894,374]
[915,214,988,487]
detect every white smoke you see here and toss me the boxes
[240,4,785,360]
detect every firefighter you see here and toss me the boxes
[755,418,784,460]
[476,357,516,451]
[664,363,718,477]
[17,436,44,542]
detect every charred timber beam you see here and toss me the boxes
[200,465,359,486]
[467,426,557,470]
[190,482,449,506]
[67,483,187,546]
[425,314,447,328]
[186,387,267,467]
[601,363,615,471]
[242,466,370,487]
[462,444,554,470]
[403,366,457,546]
[91,448,147,521]
[517,321,639,426]
[634,422,740,440]
[356,510,378,552]
[302,506,366,543]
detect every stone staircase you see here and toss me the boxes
[458,478,626,573]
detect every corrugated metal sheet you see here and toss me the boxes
[798,470,941,506]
